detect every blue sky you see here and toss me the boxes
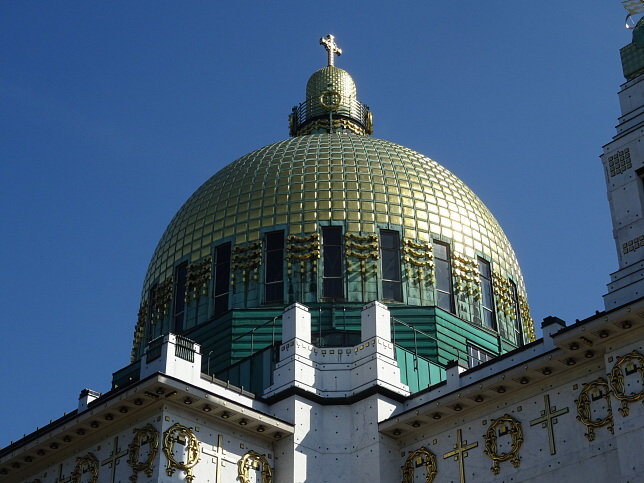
[0,2,631,446]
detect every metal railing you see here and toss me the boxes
[292,96,370,130]
[390,316,490,367]
[175,335,196,363]
[230,315,281,357]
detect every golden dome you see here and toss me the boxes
[143,133,528,308]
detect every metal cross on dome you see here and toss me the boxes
[320,34,342,66]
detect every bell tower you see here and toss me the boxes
[603,18,644,309]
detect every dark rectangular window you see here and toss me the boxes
[509,280,524,346]
[467,344,493,368]
[214,243,231,317]
[433,241,454,312]
[381,230,402,301]
[265,230,284,303]
[478,258,496,330]
[322,227,343,299]
[173,262,188,333]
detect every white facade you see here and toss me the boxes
[602,71,644,309]
[1,300,644,482]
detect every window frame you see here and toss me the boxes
[380,229,403,302]
[477,257,496,331]
[264,230,285,304]
[322,226,344,300]
[172,261,188,333]
[432,240,454,313]
[213,242,232,317]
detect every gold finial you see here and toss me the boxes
[320,34,342,67]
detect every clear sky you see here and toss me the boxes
[0,2,631,447]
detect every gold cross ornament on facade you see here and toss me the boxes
[320,34,342,66]
[443,429,478,483]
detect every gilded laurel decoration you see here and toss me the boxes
[231,240,262,286]
[71,453,99,483]
[345,232,379,277]
[518,295,536,342]
[186,256,212,300]
[492,272,516,319]
[286,232,320,275]
[401,447,438,483]
[402,239,433,284]
[452,255,480,298]
[608,350,644,416]
[237,450,273,483]
[483,414,523,475]
[128,423,160,482]
[320,90,342,110]
[150,277,173,324]
[575,378,614,441]
[131,300,148,361]
[163,423,200,482]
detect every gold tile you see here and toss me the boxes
[332,200,344,209]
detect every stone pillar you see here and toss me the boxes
[361,300,391,342]
[281,302,311,344]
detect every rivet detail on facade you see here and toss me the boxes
[402,447,437,483]
[483,414,523,475]
[128,423,159,482]
[162,423,200,482]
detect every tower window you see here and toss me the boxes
[322,227,343,299]
[478,258,496,330]
[380,230,402,302]
[433,241,454,312]
[467,344,493,368]
[173,262,188,333]
[509,280,524,346]
[213,242,231,317]
[265,230,284,303]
